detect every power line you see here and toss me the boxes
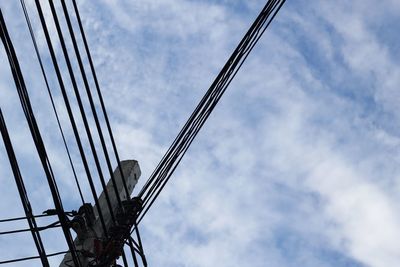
[48,1,132,264]
[0,250,69,265]
[0,222,61,236]
[0,213,54,223]
[20,0,85,205]
[0,0,286,265]
[46,0,118,229]
[33,0,109,237]
[0,8,81,266]
[72,0,131,200]
[137,0,286,223]
[0,109,49,266]
[60,0,125,211]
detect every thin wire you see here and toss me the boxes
[20,0,85,205]
[127,237,140,267]
[0,250,69,265]
[47,0,118,226]
[0,109,49,266]
[137,0,286,223]
[140,0,281,200]
[141,0,284,217]
[0,214,53,223]
[0,8,81,266]
[60,0,124,210]
[48,3,130,264]
[0,223,61,235]
[141,0,283,204]
[33,0,108,237]
[72,0,131,199]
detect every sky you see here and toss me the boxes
[1,0,400,266]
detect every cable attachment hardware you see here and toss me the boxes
[70,203,96,240]
[91,197,143,267]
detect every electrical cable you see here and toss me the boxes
[136,0,286,223]
[33,0,109,237]
[72,0,131,199]
[20,0,85,205]
[46,0,118,227]
[140,0,284,213]
[0,250,70,265]
[0,213,53,223]
[0,223,61,236]
[60,0,124,211]
[0,1,285,265]
[140,0,282,202]
[48,2,130,264]
[0,109,49,266]
[142,0,282,204]
[0,9,81,267]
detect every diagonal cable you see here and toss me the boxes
[0,9,82,267]
[137,0,286,223]
[20,0,85,205]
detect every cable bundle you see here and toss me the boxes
[1,0,134,265]
[137,0,286,223]
[0,8,80,266]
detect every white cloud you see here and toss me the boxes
[1,0,400,266]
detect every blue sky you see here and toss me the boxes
[1,0,400,266]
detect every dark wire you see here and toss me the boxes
[48,2,131,264]
[60,0,124,211]
[47,0,118,226]
[139,0,277,204]
[127,237,140,266]
[0,250,69,265]
[0,222,61,236]
[0,213,53,223]
[140,0,281,198]
[72,3,147,264]
[0,109,49,266]
[33,0,108,237]
[20,0,85,205]
[136,0,286,223]
[1,1,285,264]
[141,0,284,207]
[0,8,81,266]
[72,0,131,199]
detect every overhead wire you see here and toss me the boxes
[0,213,53,223]
[136,0,286,223]
[47,1,130,264]
[0,8,81,267]
[60,0,124,210]
[20,0,85,205]
[65,3,139,261]
[72,0,131,199]
[0,0,286,264]
[0,109,49,266]
[33,0,109,237]
[0,250,70,265]
[142,0,282,203]
[46,0,118,227]
[0,223,61,236]
[1,1,137,265]
[3,1,134,264]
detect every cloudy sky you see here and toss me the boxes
[1,0,400,266]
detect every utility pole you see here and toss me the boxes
[60,160,141,267]
[0,0,285,265]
